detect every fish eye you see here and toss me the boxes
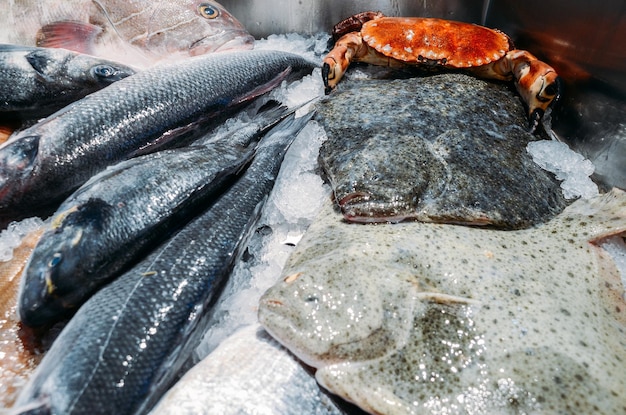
[49,252,63,268]
[198,3,220,19]
[92,64,117,78]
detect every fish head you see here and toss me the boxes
[258,257,415,368]
[141,1,254,57]
[0,135,40,212]
[18,202,109,327]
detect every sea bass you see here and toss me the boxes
[150,324,346,415]
[0,50,315,223]
[259,190,626,415]
[18,104,295,328]
[0,44,135,119]
[13,112,313,415]
[0,0,254,67]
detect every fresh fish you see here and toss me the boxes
[259,190,626,415]
[0,50,315,222]
[13,112,313,415]
[316,73,568,229]
[0,44,135,119]
[0,225,44,409]
[18,104,296,328]
[0,0,254,68]
[150,324,346,415]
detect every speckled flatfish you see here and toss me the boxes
[259,189,626,415]
[316,73,568,229]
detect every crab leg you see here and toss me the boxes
[322,32,405,94]
[470,49,560,130]
[322,32,366,94]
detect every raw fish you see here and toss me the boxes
[13,112,313,415]
[18,104,295,327]
[0,50,315,223]
[151,324,346,415]
[0,0,254,67]
[260,190,626,415]
[0,44,135,119]
[316,73,568,229]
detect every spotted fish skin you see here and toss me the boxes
[316,73,567,229]
[13,113,313,415]
[0,50,315,222]
[259,189,626,415]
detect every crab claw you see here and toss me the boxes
[322,61,335,95]
[510,54,561,131]
[322,32,367,94]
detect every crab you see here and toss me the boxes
[322,12,561,131]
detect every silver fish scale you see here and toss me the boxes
[0,44,135,115]
[0,50,314,219]
[18,140,255,327]
[14,114,312,415]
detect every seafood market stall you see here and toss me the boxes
[0,0,625,414]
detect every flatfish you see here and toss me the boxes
[259,189,626,415]
[316,73,568,229]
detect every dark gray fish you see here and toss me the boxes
[0,50,315,221]
[316,73,568,229]
[0,44,135,119]
[13,112,313,415]
[17,104,296,328]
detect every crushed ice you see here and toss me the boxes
[527,140,599,199]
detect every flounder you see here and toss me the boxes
[316,73,568,229]
[259,189,626,415]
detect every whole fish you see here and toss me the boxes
[18,104,295,328]
[316,73,568,229]
[259,190,626,415]
[0,0,254,68]
[0,50,315,222]
[150,324,347,415]
[13,112,313,415]
[0,44,135,119]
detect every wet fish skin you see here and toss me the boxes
[316,73,568,229]
[13,112,314,415]
[259,190,626,415]
[0,50,315,222]
[17,103,297,328]
[1,1,254,67]
[0,44,135,118]
[150,324,346,415]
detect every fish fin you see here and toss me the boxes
[555,188,626,243]
[24,50,60,82]
[230,67,294,107]
[130,123,203,157]
[36,21,102,54]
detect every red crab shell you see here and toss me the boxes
[361,17,512,68]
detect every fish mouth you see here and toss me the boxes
[189,31,255,55]
[258,297,322,367]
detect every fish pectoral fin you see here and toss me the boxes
[25,50,60,81]
[230,67,295,107]
[36,21,102,54]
